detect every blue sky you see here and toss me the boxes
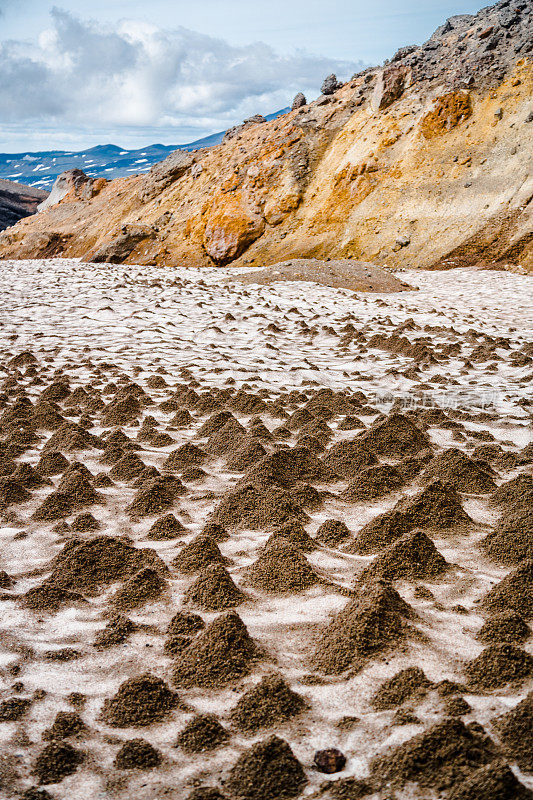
[0,0,485,152]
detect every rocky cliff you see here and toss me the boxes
[0,179,48,232]
[1,0,532,271]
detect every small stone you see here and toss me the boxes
[314,748,346,774]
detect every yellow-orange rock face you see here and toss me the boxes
[203,190,265,265]
[420,91,473,139]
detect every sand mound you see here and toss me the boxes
[371,666,431,710]
[185,790,227,800]
[164,443,207,470]
[0,476,30,508]
[358,413,430,458]
[109,452,146,481]
[11,462,49,488]
[359,530,449,583]
[173,535,226,574]
[131,466,160,486]
[126,475,185,516]
[226,258,411,293]
[33,457,64,488]
[21,584,86,612]
[311,581,413,674]
[181,466,207,482]
[321,440,376,479]
[102,673,180,727]
[225,735,307,800]
[481,509,532,564]
[45,535,168,594]
[114,738,162,770]
[290,482,322,510]
[264,520,316,552]
[94,614,135,649]
[101,394,142,427]
[210,484,307,530]
[204,418,247,456]
[465,644,533,689]
[184,564,245,610]
[171,611,259,688]
[147,513,186,540]
[481,561,533,620]
[198,411,234,437]
[317,777,373,799]
[42,711,86,740]
[395,479,472,529]
[175,714,229,753]
[490,473,533,511]
[370,719,497,793]
[229,674,306,732]
[103,429,139,451]
[0,697,32,721]
[112,566,168,610]
[315,519,352,547]
[352,480,471,555]
[33,742,84,785]
[477,611,530,644]
[244,543,319,593]
[169,408,193,427]
[167,611,205,637]
[240,446,327,489]
[40,381,70,403]
[492,691,533,771]
[422,448,497,493]
[342,465,404,501]
[32,471,102,520]
[71,512,100,531]
[44,422,101,452]
[226,438,267,471]
[201,522,229,541]
[448,761,533,800]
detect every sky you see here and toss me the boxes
[0,0,485,153]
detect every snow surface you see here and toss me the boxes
[0,259,530,799]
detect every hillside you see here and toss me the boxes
[0,178,48,232]
[0,0,531,271]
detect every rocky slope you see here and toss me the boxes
[0,0,532,271]
[0,179,48,232]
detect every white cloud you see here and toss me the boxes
[0,7,366,147]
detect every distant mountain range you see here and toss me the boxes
[0,109,289,190]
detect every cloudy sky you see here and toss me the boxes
[0,0,484,153]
